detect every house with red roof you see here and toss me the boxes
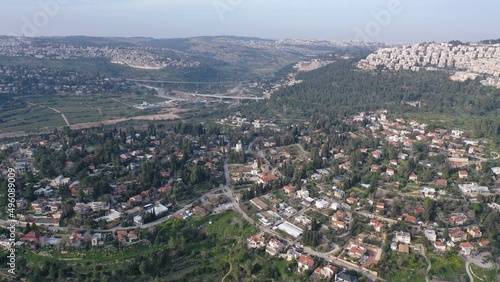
[370,219,384,232]
[458,170,468,179]
[128,195,143,203]
[376,202,385,212]
[313,265,337,280]
[348,244,366,259]
[247,235,265,249]
[20,231,41,245]
[386,168,395,176]
[283,185,297,194]
[346,197,358,205]
[479,240,490,248]
[258,173,277,186]
[157,185,172,193]
[266,238,284,256]
[409,173,418,182]
[404,215,417,224]
[449,213,468,226]
[333,219,347,230]
[450,229,467,242]
[371,164,380,172]
[459,242,474,256]
[433,241,447,252]
[467,226,482,238]
[297,255,315,273]
[434,179,448,186]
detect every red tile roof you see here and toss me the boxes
[298,255,314,266]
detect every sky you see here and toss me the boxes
[0,0,498,43]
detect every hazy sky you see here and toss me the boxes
[0,0,498,43]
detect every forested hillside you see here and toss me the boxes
[244,59,500,143]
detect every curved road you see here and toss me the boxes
[221,158,383,282]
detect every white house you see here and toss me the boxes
[423,229,437,242]
[315,199,330,209]
[395,231,411,244]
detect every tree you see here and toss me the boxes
[139,260,147,276]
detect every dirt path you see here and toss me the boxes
[46,106,70,126]
[221,261,233,282]
[0,112,180,139]
[68,112,180,130]
[112,97,132,107]
[491,152,500,160]
[84,103,103,116]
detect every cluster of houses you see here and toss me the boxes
[247,234,360,281]
[0,37,200,70]
[0,64,135,95]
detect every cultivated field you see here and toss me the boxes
[0,94,179,137]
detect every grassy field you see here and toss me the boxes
[428,252,468,281]
[385,252,427,282]
[0,93,172,133]
[470,264,500,282]
[17,211,293,281]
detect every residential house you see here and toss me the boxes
[313,265,337,280]
[115,230,139,244]
[458,170,468,179]
[404,215,417,224]
[386,168,395,176]
[348,244,366,259]
[421,187,436,198]
[433,241,447,252]
[297,189,310,199]
[467,226,482,238]
[424,229,437,242]
[450,229,467,242]
[434,179,448,187]
[458,183,489,195]
[266,238,284,256]
[128,195,143,204]
[91,233,104,246]
[285,248,301,261]
[333,189,345,199]
[283,185,297,194]
[247,235,266,249]
[376,202,385,212]
[459,242,475,256]
[335,271,359,282]
[479,240,490,248]
[395,231,411,244]
[334,211,346,220]
[297,255,315,273]
[157,185,172,193]
[346,197,358,205]
[371,164,380,172]
[20,231,41,245]
[370,219,384,232]
[315,199,330,209]
[398,244,410,254]
[330,201,341,210]
[332,219,347,230]
[372,151,382,159]
[258,173,278,186]
[449,214,468,226]
[409,173,418,182]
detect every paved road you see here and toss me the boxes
[414,244,431,282]
[127,79,240,85]
[221,157,383,281]
[466,260,475,282]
